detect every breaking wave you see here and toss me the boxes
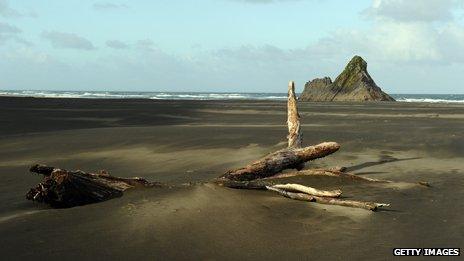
[392,94,464,104]
[0,90,287,100]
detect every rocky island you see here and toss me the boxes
[300,56,395,101]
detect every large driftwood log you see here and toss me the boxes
[220,142,340,181]
[27,164,159,208]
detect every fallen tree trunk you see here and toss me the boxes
[220,142,340,181]
[27,164,159,208]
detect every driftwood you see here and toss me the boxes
[220,82,341,182]
[264,168,392,183]
[217,180,341,197]
[25,81,427,211]
[217,81,396,211]
[220,142,340,181]
[271,184,341,197]
[266,186,390,211]
[27,164,159,208]
[264,168,430,187]
[287,81,303,149]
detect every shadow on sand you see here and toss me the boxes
[346,155,421,174]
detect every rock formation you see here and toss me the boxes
[300,56,395,101]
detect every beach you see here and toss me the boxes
[0,97,463,260]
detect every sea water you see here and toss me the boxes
[0,90,463,103]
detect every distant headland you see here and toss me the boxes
[300,56,395,102]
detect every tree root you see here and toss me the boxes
[27,164,161,208]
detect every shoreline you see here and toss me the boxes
[1,92,464,104]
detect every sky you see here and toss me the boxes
[1,0,464,94]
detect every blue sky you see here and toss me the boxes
[1,0,464,94]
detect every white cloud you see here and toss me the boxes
[363,0,462,22]
[3,0,464,93]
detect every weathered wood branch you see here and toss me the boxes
[27,164,160,208]
[266,186,390,211]
[271,183,342,197]
[216,180,341,197]
[287,81,303,149]
[220,142,340,181]
[264,168,392,183]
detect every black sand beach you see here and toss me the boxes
[0,97,463,260]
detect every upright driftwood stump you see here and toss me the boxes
[287,81,303,149]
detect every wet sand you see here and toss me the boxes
[0,97,463,260]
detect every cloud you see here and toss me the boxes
[0,22,19,44]
[0,22,20,34]
[363,0,462,22]
[300,21,464,66]
[0,0,21,17]
[3,32,464,93]
[201,13,464,92]
[0,22,31,46]
[41,31,95,50]
[0,0,36,18]
[106,40,129,49]
[3,0,464,93]
[93,2,129,11]
[136,39,157,51]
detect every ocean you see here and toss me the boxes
[0,90,463,103]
